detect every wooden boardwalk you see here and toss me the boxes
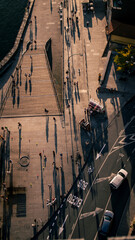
[2,48,59,116]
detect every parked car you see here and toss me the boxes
[99,210,114,237]
[109,169,128,189]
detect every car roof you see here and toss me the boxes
[104,210,114,218]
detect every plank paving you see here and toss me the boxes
[2,49,59,116]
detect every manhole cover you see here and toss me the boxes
[19,156,30,167]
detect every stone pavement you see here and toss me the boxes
[0,0,135,240]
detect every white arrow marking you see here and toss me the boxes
[96,144,106,160]
[80,207,103,220]
[59,214,68,236]
[119,153,124,158]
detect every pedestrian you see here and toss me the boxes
[98,73,101,84]
[78,69,80,75]
[44,155,47,167]
[53,117,56,122]
[44,108,49,113]
[76,81,78,88]
[39,152,42,157]
[18,122,22,129]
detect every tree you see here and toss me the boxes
[114,45,135,73]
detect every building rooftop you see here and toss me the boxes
[108,20,135,40]
[112,0,135,25]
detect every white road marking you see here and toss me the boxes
[67,194,83,208]
[78,180,88,190]
[96,144,106,160]
[59,215,68,236]
[109,134,135,155]
[80,207,103,220]
[119,153,124,158]
[94,173,115,184]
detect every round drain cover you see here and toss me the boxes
[20,156,30,167]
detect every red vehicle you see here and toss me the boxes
[87,99,105,114]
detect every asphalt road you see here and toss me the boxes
[32,97,135,240]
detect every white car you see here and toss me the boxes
[109,169,128,189]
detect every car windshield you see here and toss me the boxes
[119,172,125,178]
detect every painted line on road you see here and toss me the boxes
[68,118,134,238]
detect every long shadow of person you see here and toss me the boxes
[29,78,32,95]
[25,75,28,94]
[30,56,33,75]
[12,87,16,108]
[19,66,22,86]
[17,88,20,108]
[77,83,80,102]
[76,22,80,39]
[34,16,37,40]
[88,28,91,41]
[50,0,53,13]
[40,154,44,208]
[54,121,57,153]
[16,67,19,86]
[60,19,63,34]
[74,85,78,103]
[18,123,22,159]
[46,116,49,142]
